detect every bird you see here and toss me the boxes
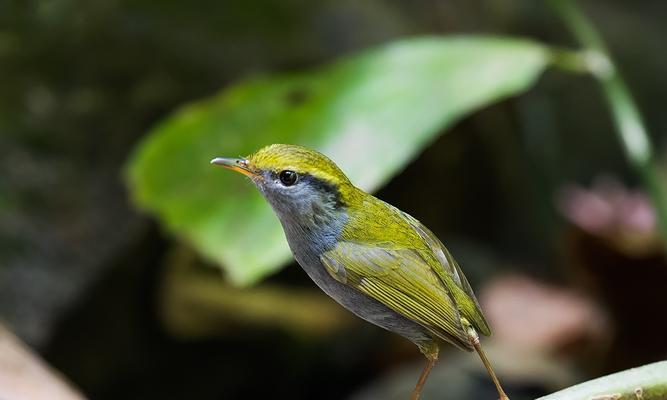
[211,144,509,400]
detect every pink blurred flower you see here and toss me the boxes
[556,176,661,256]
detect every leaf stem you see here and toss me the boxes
[548,0,667,252]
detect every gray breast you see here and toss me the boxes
[282,221,433,346]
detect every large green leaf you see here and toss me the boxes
[536,361,667,400]
[126,35,550,286]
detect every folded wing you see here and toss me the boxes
[320,240,473,350]
[400,211,491,336]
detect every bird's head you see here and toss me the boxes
[211,144,359,226]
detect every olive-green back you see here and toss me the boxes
[320,190,490,350]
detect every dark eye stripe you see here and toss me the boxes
[299,174,346,209]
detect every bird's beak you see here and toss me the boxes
[210,157,257,178]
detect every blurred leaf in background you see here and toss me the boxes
[126,35,550,285]
[3,0,667,399]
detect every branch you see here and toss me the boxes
[536,361,667,400]
[159,245,355,338]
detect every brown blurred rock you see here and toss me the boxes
[0,323,85,400]
[480,275,609,356]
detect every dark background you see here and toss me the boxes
[1,1,666,399]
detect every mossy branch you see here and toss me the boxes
[159,245,355,338]
[548,0,667,253]
[536,361,667,400]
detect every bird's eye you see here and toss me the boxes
[279,170,298,186]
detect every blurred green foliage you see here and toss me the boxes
[4,1,667,398]
[126,36,549,285]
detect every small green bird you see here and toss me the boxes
[212,144,509,400]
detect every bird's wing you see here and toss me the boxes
[320,240,472,350]
[399,211,491,336]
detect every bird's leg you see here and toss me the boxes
[466,326,510,400]
[411,344,439,400]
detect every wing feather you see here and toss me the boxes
[320,195,491,350]
[399,211,491,336]
[321,241,472,350]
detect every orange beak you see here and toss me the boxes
[210,157,256,178]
